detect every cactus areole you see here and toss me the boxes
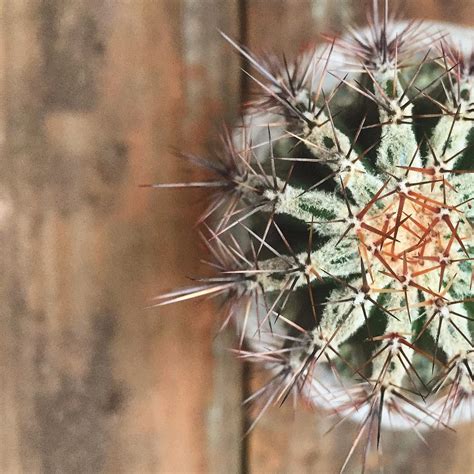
[152,6,473,469]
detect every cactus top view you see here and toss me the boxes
[151,3,473,471]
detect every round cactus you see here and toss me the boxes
[152,5,473,470]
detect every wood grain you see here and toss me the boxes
[0,1,242,472]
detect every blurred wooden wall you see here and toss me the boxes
[0,1,472,473]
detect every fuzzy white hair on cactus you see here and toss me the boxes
[148,3,473,471]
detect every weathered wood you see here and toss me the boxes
[401,0,474,25]
[0,0,242,472]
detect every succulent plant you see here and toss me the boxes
[152,4,473,470]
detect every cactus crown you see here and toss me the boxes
[153,4,473,470]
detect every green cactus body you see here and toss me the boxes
[154,7,473,471]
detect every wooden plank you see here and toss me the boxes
[245,0,361,54]
[243,1,473,473]
[0,0,242,472]
[401,0,474,25]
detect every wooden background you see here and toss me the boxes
[0,0,472,473]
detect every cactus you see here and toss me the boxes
[151,4,473,470]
